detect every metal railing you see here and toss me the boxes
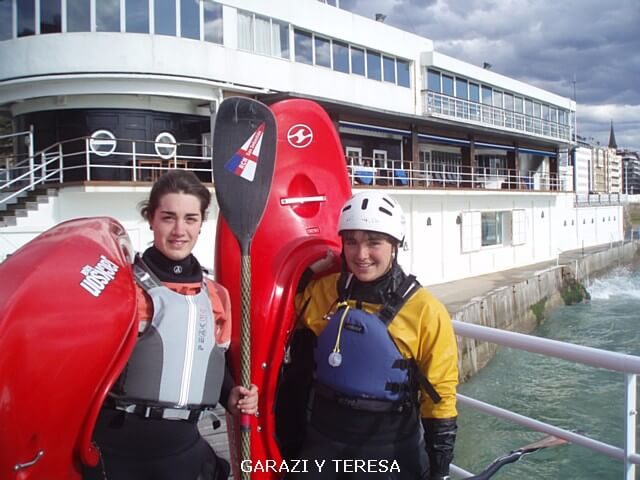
[0,133,575,210]
[424,91,573,143]
[452,320,639,479]
[348,156,571,192]
[575,193,627,206]
[0,135,213,208]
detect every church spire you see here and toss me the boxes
[608,121,618,150]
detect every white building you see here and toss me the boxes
[0,0,623,284]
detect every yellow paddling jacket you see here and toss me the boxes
[297,272,458,420]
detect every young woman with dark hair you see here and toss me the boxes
[84,170,258,480]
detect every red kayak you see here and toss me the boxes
[216,99,352,478]
[0,217,138,479]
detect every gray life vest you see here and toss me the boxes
[112,258,225,410]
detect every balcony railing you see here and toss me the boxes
[348,156,572,192]
[423,91,573,142]
[0,134,576,209]
[0,135,212,208]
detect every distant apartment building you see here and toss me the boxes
[574,138,621,195]
[621,150,640,195]
[574,144,592,195]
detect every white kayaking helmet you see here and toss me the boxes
[338,192,405,245]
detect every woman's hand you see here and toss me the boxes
[310,249,338,274]
[227,384,259,416]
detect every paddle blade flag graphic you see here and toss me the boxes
[212,97,277,254]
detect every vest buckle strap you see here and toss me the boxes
[115,404,203,421]
[384,381,411,394]
[391,358,411,370]
[313,383,409,413]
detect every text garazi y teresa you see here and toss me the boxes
[241,459,401,473]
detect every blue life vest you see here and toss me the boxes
[314,304,411,404]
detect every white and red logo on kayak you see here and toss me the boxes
[80,255,119,297]
[287,124,313,148]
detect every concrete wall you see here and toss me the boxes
[455,241,640,381]
[565,241,639,284]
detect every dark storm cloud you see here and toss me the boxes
[340,0,640,149]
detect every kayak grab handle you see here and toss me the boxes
[14,450,44,471]
[280,195,326,205]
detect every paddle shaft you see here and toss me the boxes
[211,97,277,479]
[239,246,251,480]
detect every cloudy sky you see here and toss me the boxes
[340,0,640,151]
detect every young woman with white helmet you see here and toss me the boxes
[287,191,458,480]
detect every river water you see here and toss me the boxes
[454,265,640,479]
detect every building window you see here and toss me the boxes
[442,75,453,96]
[525,99,533,115]
[0,0,11,40]
[181,0,200,40]
[533,102,541,118]
[155,0,176,36]
[504,93,514,111]
[294,28,313,64]
[154,132,177,159]
[493,90,503,108]
[512,209,526,245]
[481,86,492,104]
[427,69,440,92]
[96,0,120,32]
[253,14,271,55]
[461,211,482,253]
[383,56,395,83]
[481,212,504,246]
[333,40,349,73]
[397,59,410,87]
[89,130,117,157]
[455,78,468,99]
[366,50,381,80]
[204,2,223,44]
[514,96,524,113]
[314,35,331,67]
[271,18,289,58]
[351,46,365,75]
[17,0,35,37]
[41,0,62,34]
[126,0,149,33]
[558,110,567,125]
[346,146,362,167]
[469,83,480,102]
[239,12,288,57]
[67,0,91,32]
[237,12,252,50]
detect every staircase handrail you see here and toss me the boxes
[0,156,61,206]
[0,129,32,141]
